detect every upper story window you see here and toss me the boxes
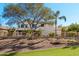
[25,25,27,28]
[20,24,28,28]
[21,24,24,28]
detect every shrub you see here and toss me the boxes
[49,32,55,38]
[7,29,15,36]
[23,30,33,34]
[66,32,76,37]
[34,30,41,37]
[25,30,42,39]
[67,39,77,43]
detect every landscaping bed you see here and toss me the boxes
[0,38,79,54]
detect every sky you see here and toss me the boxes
[45,3,79,26]
[0,3,79,26]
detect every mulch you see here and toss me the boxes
[0,38,78,53]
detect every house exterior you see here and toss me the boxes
[0,26,9,37]
[0,24,61,37]
[38,24,61,36]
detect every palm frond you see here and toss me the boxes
[54,10,60,17]
[59,16,66,22]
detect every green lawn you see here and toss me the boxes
[1,46,79,56]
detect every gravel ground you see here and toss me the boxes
[0,38,68,53]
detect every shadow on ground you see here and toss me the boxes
[0,51,17,56]
[62,45,79,50]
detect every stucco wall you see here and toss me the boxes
[38,24,61,36]
[0,30,8,36]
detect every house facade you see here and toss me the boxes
[0,24,61,37]
[38,24,61,36]
[0,26,8,37]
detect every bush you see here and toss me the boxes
[34,30,42,37]
[66,32,76,37]
[23,30,33,34]
[25,30,42,39]
[7,29,15,36]
[67,40,77,43]
[49,32,55,38]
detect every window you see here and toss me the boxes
[25,25,27,28]
[21,24,24,28]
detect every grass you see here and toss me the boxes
[1,46,79,56]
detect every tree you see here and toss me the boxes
[53,11,66,39]
[3,3,54,29]
[61,26,67,32]
[67,23,79,32]
[2,3,55,40]
[18,3,54,29]
[3,4,27,28]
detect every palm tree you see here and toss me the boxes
[54,11,66,39]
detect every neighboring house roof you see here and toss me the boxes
[0,26,9,30]
[0,28,7,30]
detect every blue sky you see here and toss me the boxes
[0,3,79,26]
[45,3,79,26]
